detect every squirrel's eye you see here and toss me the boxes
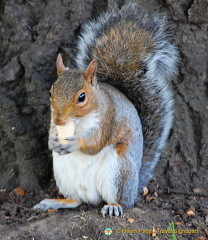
[77,92,86,103]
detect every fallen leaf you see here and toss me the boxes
[83,236,89,239]
[197,237,206,240]
[152,227,157,237]
[142,186,149,197]
[146,196,156,202]
[193,188,202,193]
[28,227,35,231]
[174,221,183,226]
[47,209,58,213]
[13,188,25,196]
[118,222,126,228]
[127,218,135,223]
[186,210,195,216]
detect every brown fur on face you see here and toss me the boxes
[50,70,99,126]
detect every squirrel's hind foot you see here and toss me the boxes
[101,204,123,217]
[33,198,82,211]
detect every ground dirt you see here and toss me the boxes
[0,0,208,239]
[0,180,207,239]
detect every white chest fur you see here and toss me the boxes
[53,145,119,205]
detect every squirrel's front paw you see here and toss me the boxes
[50,137,78,155]
[101,204,123,217]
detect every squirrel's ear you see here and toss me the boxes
[84,60,97,86]
[56,53,67,75]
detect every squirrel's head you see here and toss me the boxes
[50,54,99,126]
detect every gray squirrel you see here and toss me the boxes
[34,3,179,217]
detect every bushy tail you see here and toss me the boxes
[76,3,179,190]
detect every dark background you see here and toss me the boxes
[0,0,207,194]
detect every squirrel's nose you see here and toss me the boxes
[53,116,65,126]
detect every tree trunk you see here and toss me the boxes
[0,0,207,193]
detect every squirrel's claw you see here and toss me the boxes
[65,136,76,141]
[101,204,123,218]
